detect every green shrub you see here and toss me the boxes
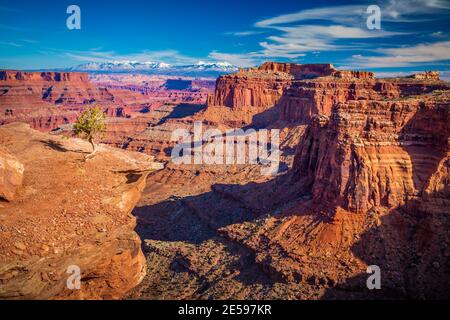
[74,106,107,157]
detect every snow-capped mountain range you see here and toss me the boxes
[68,61,239,77]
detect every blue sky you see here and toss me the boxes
[0,0,449,77]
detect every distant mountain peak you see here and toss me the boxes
[196,61,233,67]
[68,60,239,77]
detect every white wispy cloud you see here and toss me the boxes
[213,0,450,67]
[21,39,39,44]
[383,0,450,20]
[256,0,450,27]
[225,31,264,37]
[62,49,202,65]
[350,40,450,67]
[255,5,366,28]
[257,25,405,56]
[252,1,430,57]
[0,41,23,47]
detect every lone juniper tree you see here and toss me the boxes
[74,105,107,159]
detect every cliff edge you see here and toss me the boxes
[0,123,162,299]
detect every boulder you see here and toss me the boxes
[0,146,24,201]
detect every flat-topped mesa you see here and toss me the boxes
[257,62,336,79]
[277,70,446,124]
[207,62,381,113]
[207,63,341,112]
[250,62,374,80]
[407,71,440,81]
[205,61,441,126]
[0,70,89,83]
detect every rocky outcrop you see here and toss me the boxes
[257,62,336,78]
[206,69,292,115]
[0,123,162,299]
[0,146,24,201]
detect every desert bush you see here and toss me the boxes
[74,105,107,159]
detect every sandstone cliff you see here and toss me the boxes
[0,123,162,299]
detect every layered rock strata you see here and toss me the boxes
[293,94,449,213]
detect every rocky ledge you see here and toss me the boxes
[0,123,162,299]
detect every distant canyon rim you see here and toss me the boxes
[0,62,449,299]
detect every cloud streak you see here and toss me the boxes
[225,31,264,37]
[350,41,450,67]
[0,41,23,47]
[214,0,450,68]
[61,49,201,65]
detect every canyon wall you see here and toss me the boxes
[203,76,449,298]
[0,70,89,83]
[0,70,137,131]
[293,89,449,214]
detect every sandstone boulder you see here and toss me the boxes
[0,146,24,201]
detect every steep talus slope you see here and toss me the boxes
[0,123,162,299]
